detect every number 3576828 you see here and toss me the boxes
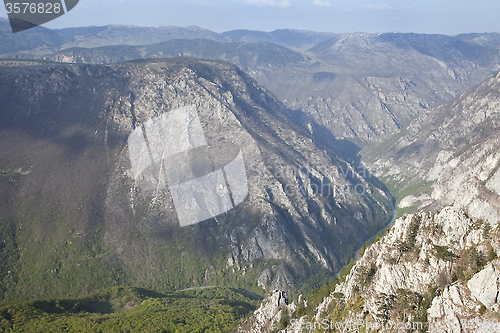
[5,2,61,14]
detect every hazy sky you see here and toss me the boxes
[1,0,499,35]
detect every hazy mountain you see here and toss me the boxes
[2,22,499,147]
[41,39,307,72]
[53,25,227,48]
[0,18,226,56]
[222,29,337,50]
[257,32,500,146]
[0,20,331,57]
[0,59,392,302]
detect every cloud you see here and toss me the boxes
[313,0,331,7]
[365,4,395,11]
[242,0,292,8]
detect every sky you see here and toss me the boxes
[1,0,499,35]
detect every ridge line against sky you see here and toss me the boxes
[0,0,499,35]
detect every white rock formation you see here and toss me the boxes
[468,260,500,312]
[238,290,297,333]
[318,208,497,333]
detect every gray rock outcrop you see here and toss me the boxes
[468,261,500,312]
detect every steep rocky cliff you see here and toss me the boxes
[364,72,500,224]
[316,208,499,333]
[0,59,392,301]
[41,32,500,147]
[259,33,500,147]
[238,290,297,333]
[241,66,500,333]
[243,207,499,332]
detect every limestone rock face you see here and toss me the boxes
[307,208,498,333]
[428,283,483,333]
[427,260,500,333]
[468,261,500,312]
[238,290,297,333]
[476,321,500,333]
[334,208,496,300]
[364,72,500,225]
[251,207,500,333]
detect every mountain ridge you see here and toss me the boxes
[0,58,392,302]
[240,72,500,333]
[364,71,500,222]
[2,24,499,147]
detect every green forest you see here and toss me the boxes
[0,286,261,332]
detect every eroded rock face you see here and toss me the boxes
[468,261,500,312]
[292,207,499,333]
[427,260,500,333]
[255,33,500,147]
[251,208,500,333]
[428,283,483,333]
[476,321,500,333]
[334,208,495,301]
[238,290,296,333]
[365,72,500,225]
[0,59,392,299]
[104,60,392,291]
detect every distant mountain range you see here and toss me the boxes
[2,19,498,148]
[0,18,336,53]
